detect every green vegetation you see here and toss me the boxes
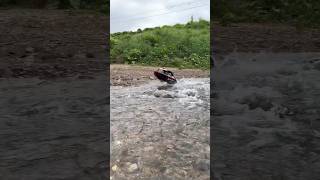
[212,0,320,28]
[0,0,109,14]
[111,19,210,70]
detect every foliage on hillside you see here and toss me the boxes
[211,0,320,28]
[111,19,210,70]
[0,0,109,14]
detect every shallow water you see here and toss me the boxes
[0,75,108,179]
[111,78,210,179]
[212,53,320,180]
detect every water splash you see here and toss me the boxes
[110,78,210,178]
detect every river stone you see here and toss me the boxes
[112,165,118,172]
[186,91,196,96]
[144,146,154,151]
[163,93,174,98]
[194,159,210,172]
[127,163,138,172]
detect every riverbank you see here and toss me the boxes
[110,64,210,86]
[0,9,108,79]
[212,22,320,60]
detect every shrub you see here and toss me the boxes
[111,20,210,69]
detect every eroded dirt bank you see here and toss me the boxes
[111,64,209,86]
[212,23,320,55]
[0,9,108,79]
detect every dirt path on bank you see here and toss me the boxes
[111,64,209,86]
[212,22,320,56]
[0,9,108,79]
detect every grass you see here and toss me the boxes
[211,0,320,28]
[111,19,210,70]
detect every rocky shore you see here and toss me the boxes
[111,64,209,86]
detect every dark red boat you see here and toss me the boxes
[154,69,177,84]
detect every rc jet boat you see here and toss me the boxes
[154,68,177,84]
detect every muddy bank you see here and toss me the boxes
[212,53,320,179]
[111,64,209,86]
[0,9,108,79]
[212,23,320,56]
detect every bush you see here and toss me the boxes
[212,0,320,28]
[111,20,210,69]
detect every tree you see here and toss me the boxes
[58,0,73,9]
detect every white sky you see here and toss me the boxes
[110,0,210,33]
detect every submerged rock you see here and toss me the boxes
[194,159,210,172]
[112,165,118,172]
[127,163,138,173]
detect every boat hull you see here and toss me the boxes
[154,71,177,84]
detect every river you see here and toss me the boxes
[111,78,210,180]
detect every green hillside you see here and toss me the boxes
[212,0,320,28]
[111,19,210,70]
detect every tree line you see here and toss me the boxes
[211,0,320,27]
[0,0,109,14]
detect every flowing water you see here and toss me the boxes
[110,78,210,180]
[212,53,320,180]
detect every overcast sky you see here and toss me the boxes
[110,0,210,33]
